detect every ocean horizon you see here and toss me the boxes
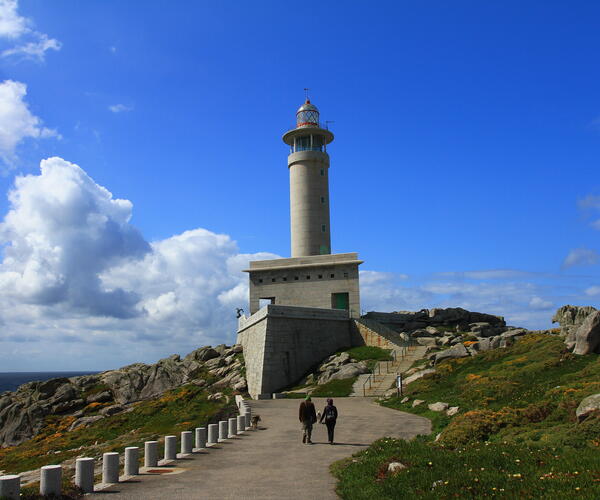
[0,371,100,394]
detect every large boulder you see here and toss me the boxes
[326,362,369,383]
[552,305,597,339]
[402,368,436,386]
[572,311,600,355]
[576,393,600,421]
[433,343,469,365]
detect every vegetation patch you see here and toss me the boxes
[333,334,600,498]
[343,346,392,362]
[311,377,358,397]
[0,384,235,474]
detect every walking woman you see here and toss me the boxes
[319,398,338,444]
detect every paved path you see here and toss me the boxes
[90,397,430,500]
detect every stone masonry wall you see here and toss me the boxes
[236,305,353,398]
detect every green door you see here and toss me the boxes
[332,293,349,310]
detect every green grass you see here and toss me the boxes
[332,334,600,499]
[343,346,392,362]
[311,376,358,397]
[0,384,236,474]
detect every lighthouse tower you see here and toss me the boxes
[282,100,334,257]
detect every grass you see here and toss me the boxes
[343,346,392,362]
[0,384,236,475]
[310,377,358,397]
[332,334,600,498]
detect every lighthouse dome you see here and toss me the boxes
[296,100,320,128]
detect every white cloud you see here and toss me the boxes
[0,157,278,370]
[562,248,599,269]
[109,104,133,113]
[585,286,600,296]
[0,0,60,62]
[529,296,553,310]
[577,194,600,230]
[0,80,59,166]
[0,0,28,38]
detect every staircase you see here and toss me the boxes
[350,317,427,397]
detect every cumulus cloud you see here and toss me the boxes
[0,157,277,370]
[0,80,59,166]
[577,194,600,230]
[0,0,60,62]
[108,104,133,113]
[562,248,599,269]
[585,286,600,296]
[529,296,553,310]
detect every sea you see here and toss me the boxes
[0,372,99,393]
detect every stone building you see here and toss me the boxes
[238,99,364,398]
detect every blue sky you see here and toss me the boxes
[0,1,598,370]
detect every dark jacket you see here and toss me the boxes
[319,404,338,423]
[299,401,317,423]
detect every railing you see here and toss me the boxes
[362,374,372,396]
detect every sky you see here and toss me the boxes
[0,0,598,371]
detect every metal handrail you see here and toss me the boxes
[362,374,372,396]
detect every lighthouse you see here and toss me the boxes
[282,100,334,257]
[242,98,362,318]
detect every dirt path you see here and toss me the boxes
[90,397,430,500]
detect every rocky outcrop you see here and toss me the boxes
[0,344,246,448]
[572,311,600,355]
[553,305,597,338]
[576,393,600,421]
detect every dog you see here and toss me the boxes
[251,414,261,430]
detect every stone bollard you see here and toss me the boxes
[165,435,177,461]
[145,441,158,467]
[228,417,237,438]
[102,452,120,484]
[218,420,228,441]
[195,427,207,449]
[125,447,139,476]
[75,457,95,493]
[237,415,245,434]
[40,465,62,496]
[181,431,193,454]
[0,475,20,500]
[245,411,252,430]
[207,423,218,444]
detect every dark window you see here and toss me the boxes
[330,274,335,278]
[321,224,326,232]
[343,272,348,278]
[318,274,323,279]
[294,276,299,280]
[272,278,276,282]
[306,275,311,280]
[283,277,287,281]
[258,278,263,283]
[320,168,324,176]
[321,196,325,203]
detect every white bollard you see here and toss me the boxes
[195,427,207,449]
[237,415,245,434]
[181,431,193,454]
[0,475,20,500]
[145,441,158,468]
[40,465,62,496]
[125,447,139,476]
[165,435,177,461]
[245,411,251,429]
[207,424,218,444]
[218,420,228,441]
[102,452,119,484]
[228,417,237,438]
[75,457,95,493]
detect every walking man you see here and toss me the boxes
[299,395,317,444]
[319,398,338,444]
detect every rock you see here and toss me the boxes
[412,329,434,338]
[428,402,449,412]
[433,343,469,365]
[469,322,504,338]
[446,406,460,416]
[185,346,220,362]
[425,326,440,335]
[439,336,454,346]
[51,398,85,414]
[213,344,230,355]
[99,404,126,416]
[416,337,438,347]
[205,357,225,370]
[383,389,397,398]
[477,337,502,351]
[208,392,224,401]
[401,397,409,403]
[231,344,243,354]
[412,399,425,407]
[572,311,600,355]
[388,462,407,473]
[501,328,527,339]
[319,352,350,372]
[403,369,436,386]
[69,415,104,432]
[553,305,597,344]
[327,362,370,382]
[576,393,600,421]
[86,391,113,404]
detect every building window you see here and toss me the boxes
[272,278,276,282]
[343,272,348,278]
[321,224,326,232]
[321,196,325,203]
[318,274,323,279]
[330,274,335,278]
[294,276,299,280]
[283,277,287,281]
[306,275,311,280]
[258,279,263,283]
[320,168,324,176]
